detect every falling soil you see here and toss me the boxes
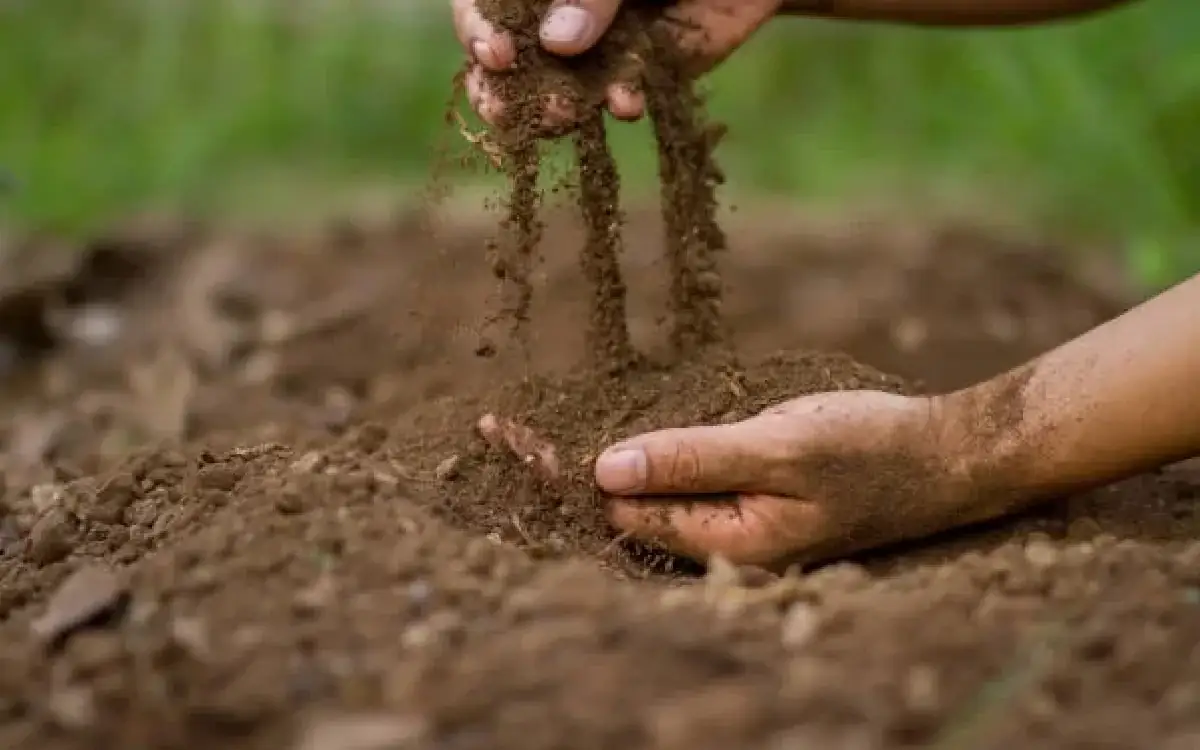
[397,349,914,577]
[470,0,727,368]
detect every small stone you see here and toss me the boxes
[87,473,137,525]
[780,602,819,649]
[291,451,328,474]
[31,565,129,647]
[274,490,305,515]
[197,465,239,492]
[904,665,940,713]
[1024,539,1059,568]
[170,617,210,659]
[27,510,75,565]
[434,455,461,481]
[47,685,96,729]
[293,575,336,614]
[30,484,64,515]
[293,713,428,750]
[704,554,741,590]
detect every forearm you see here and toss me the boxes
[952,272,1200,504]
[782,0,1135,26]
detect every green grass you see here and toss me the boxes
[1,0,1197,285]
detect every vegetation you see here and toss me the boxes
[1,0,1196,284]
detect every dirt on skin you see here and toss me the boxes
[0,209,1196,749]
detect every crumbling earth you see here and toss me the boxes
[0,203,1193,749]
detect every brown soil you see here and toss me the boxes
[397,349,913,578]
[0,206,1195,749]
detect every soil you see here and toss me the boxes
[397,349,914,578]
[470,0,726,367]
[0,205,1195,750]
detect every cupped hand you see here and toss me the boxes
[594,391,983,570]
[452,0,783,132]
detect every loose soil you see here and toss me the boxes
[470,0,727,366]
[397,349,913,578]
[0,205,1195,750]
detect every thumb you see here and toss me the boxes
[594,423,772,496]
[540,0,621,56]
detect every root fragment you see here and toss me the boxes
[477,413,560,481]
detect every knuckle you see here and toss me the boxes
[666,441,703,490]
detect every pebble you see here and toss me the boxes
[1024,539,1060,568]
[27,510,75,565]
[293,575,337,614]
[31,565,129,646]
[780,602,820,649]
[291,451,328,474]
[434,455,461,481]
[293,713,428,750]
[197,465,239,492]
[46,685,96,730]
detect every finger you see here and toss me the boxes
[540,0,621,57]
[657,0,779,69]
[595,422,783,496]
[452,0,516,70]
[607,493,820,567]
[605,82,644,121]
[466,66,504,125]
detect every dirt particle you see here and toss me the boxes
[274,489,305,515]
[291,451,328,474]
[30,483,64,515]
[434,454,461,482]
[169,616,210,659]
[293,713,428,750]
[781,602,820,650]
[1024,538,1060,568]
[30,564,129,647]
[197,464,240,492]
[86,472,137,524]
[293,575,337,615]
[27,509,76,565]
[46,685,97,730]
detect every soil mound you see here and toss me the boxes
[397,349,914,577]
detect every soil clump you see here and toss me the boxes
[398,350,915,577]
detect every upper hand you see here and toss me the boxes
[452,0,783,133]
[594,390,980,570]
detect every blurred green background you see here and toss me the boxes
[1,0,1197,285]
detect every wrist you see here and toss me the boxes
[931,370,1045,522]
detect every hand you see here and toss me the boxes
[593,391,992,570]
[452,0,783,132]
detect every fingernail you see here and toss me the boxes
[471,38,495,68]
[595,448,647,493]
[541,5,592,45]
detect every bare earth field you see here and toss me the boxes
[0,204,1195,750]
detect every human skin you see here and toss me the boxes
[451,0,1140,128]
[592,271,1200,569]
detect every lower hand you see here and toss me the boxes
[593,391,986,570]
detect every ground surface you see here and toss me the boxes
[0,204,1196,750]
